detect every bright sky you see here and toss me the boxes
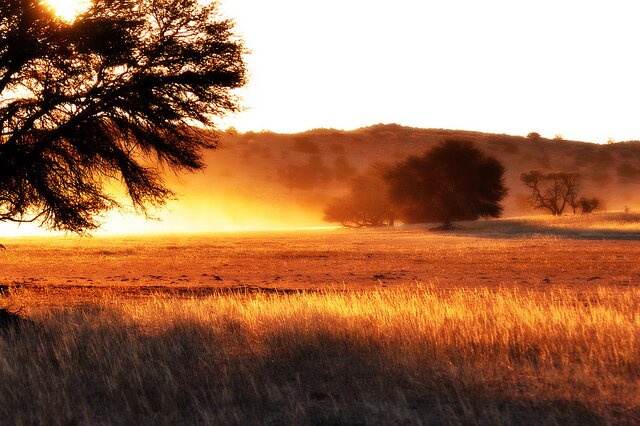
[9,0,639,236]
[44,0,89,21]
[43,0,640,142]
[218,0,640,143]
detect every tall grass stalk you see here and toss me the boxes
[1,286,638,424]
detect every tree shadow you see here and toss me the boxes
[399,216,640,240]
[0,312,625,424]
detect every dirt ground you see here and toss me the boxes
[1,228,638,304]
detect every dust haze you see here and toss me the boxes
[117,125,640,233]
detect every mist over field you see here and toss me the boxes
[138,124,640,233]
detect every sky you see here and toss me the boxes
[216,0,640,143]
[43,0,640,142]
[9,0,640,236]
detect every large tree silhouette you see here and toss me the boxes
[0,0,246,232]
[385,140,507,228]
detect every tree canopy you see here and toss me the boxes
[0,0,246,232]
[385,140,507,228]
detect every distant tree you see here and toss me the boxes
[323,165,395,228]
[527,132,542,141]
[278,155,331,193]
[0,0,246,233]
[579,197,600,214]
[554,134,565,141]
[332,155,356,181]
[616,163,639,182]
[292,137,319,154]
[385,140,507,229]
[520,170,580,215]
[566,178,581,214]
[278,164,314,193]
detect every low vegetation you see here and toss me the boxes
[1,214,638,423]
[185,125,640,230]
[1,285,637,424]
[324,140,508,228]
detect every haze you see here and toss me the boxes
[6,1,640,236]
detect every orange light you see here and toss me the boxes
[42,0,89,21]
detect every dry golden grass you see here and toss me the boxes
[3,212,640,297]
[1,213,639,424]
[1,285,638,424]
[443,211,640,239]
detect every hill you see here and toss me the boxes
[157,124,640,230]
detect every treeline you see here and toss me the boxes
[206,125,640,225]
[324,140,507,229]
[323,140,603,228]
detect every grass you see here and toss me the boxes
[442,211,640,239]
[1,213,639,424]
[1,285,638,425]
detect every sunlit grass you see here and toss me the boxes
[455,211,640,238]
[2,286,638,424]
[511,211,640,229]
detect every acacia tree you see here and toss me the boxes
[385,140,507,229]
[0,0,246,232]
[520,170,580,215]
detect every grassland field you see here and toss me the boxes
[0,212,639,424]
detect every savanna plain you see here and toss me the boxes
[1,213,639,425]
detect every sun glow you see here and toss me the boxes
[43,0,90,21]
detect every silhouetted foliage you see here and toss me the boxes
[278,164,313,192]
[292,137,319,154]
[0,0,246,232]
[520,171,580,215]
[332,155,356,181]
[385,140,507,228]
[527,132,542,141]
[579,197,600,214]
[323,165,395,228]
[278,155,330,192]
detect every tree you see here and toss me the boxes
[278,155,332,193]
[527,132,541,141]
[579,197,600,214]
[520,170,580,215]
[323,165,395,228]
[385,140,507,229]
[0,0,246,233]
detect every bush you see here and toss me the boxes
[527,132,542,141]
[579,198,600,214]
